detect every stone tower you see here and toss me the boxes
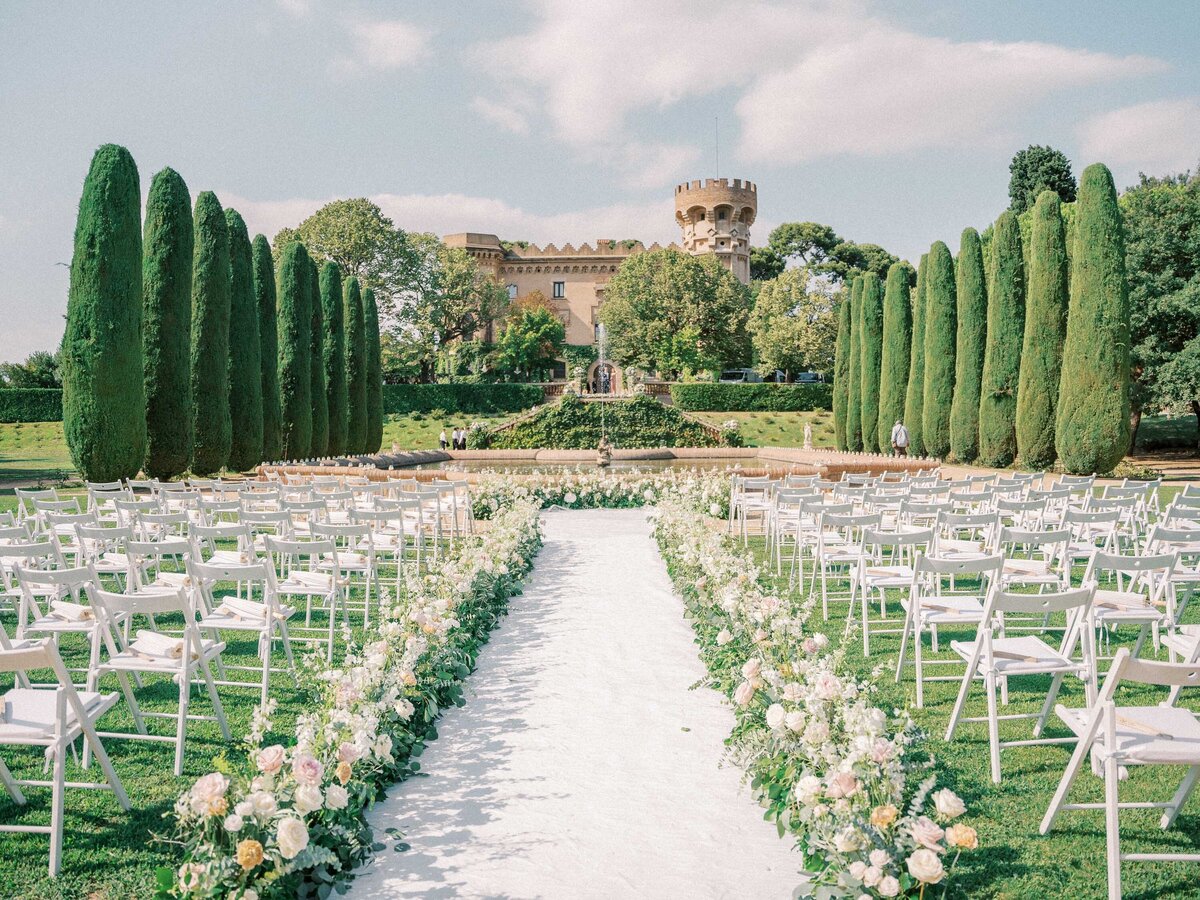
[674,178,757,284]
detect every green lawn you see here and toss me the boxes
[380,411,511,453]
[0,421,75,487]
[691,410,837,448]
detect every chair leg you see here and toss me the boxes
[0,755,26,805]
[1104,750,1123,900]
[914,624,925,708]
[199,658,231,741]
[1034,673,1066,738]
[49,736,65,877]
[174,668,190,777]
[944,653,978,742]
[1161,765,1200,830]
[986,668,1002,783]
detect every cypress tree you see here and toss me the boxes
[320,262,348,456]
[978,211,1026,467]
[859,273,884,453]
[878,262,912,451]
[1016,191,1069,469]
[845,276,864,451]
[225,209,264,472]
[921,242,956,458]
[62,144,146,483]
[364,287,384,453]
[1056,163,1131,474]
[141,167,193,480]
[903,254,928,456]
[254,235,282,462]
[344,276,367,454]
[277,242,312,460]
[189,191,232,475]
[832,296,851,449]
[308,256,328,458]
[950,228,987,463]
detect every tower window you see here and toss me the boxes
[507,283,518,300]
[552,281,565,299]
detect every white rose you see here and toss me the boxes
[223,813,244,832]
[325,784,349,810]
[741,658,762,680]
[877,876,900,898]
[863,865,882,887]
[906,848,945,884]
[293,784,323,814]
[869,849,890,868]
[733,680,755,706]
[785,710,805,732]
[716,629,733,646]
[932,788,966,820]
[248,790,278,817]
[276,817,310,860]
[848,861,867,880]
[242,891,259,900]
[794,774,823,806]
[765,704,786,730]
[235,800,253,818]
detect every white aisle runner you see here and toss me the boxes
[352,508,799,899]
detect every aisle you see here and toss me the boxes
[351,508,800,900]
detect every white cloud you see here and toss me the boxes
[470,96,529,135]
[274,0,312,18]
[333,18,434,76]
[1077,97,1200,180]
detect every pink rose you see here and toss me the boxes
[337,742,360,764]
[826,771,860,799]
[292,752,324,786]
[733,680,755,706]
[909,816,945,851]
[256,744,286,775]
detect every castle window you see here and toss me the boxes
[507,283,518,300]
[552,281,565,299]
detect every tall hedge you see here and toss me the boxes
[189,192,232,475]
[383,383,545,414]
[0,389,63,424]
[949,228,987,463]
[878,262,912,451]
[858,272,884,452]
[364,288,384,453]
[253,234,282,462]
[978,211,1026,467]
[307,256,328,458]
[344,276,367,453]
[1016,191,1069,469]
[903,254,928,456]
[1056,163,1131,474]
[320,262,347,456]
[225,209,263,472]
[921,242,956,458]
[277,242,312,460]
[845,276,864,451]
[832,296,851,449]
[141,167,193,480]
[62,144,146,482]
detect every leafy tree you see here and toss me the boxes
[858,272,884,452]
[0,350,61,388]
[253,234,283,462]
[364,287,384,453]
[903,254,929,455]
[922,242,956,458]
[493,302,566,381]
[747,268,837,380]
[1056,163,1132,474]
[62,144,146,482]
[833,294,851,450]
[276,242,312,460]
[225,209,264,472]
[598,249,752,378]
[344,276,367,453]
[845,276,864,451]
[320,262,348,456]
[189,191,232,475]
[767,222,841,267]
[307,255,328,458]
[827,242,899,282]
[749,245,785,281]
[978,211,1025,467]
[1016,191,1070,468]
[1009,144,1077,214]
[949,228,987,463]
[878,262,913,450]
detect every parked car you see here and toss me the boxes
[719,368,763,383]
[795,371,824,384]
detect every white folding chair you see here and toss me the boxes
[1074,551,1176,660]
[854,527,934,657]
[263,536,346,662]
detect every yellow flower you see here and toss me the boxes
[870,804,898,829]
[945,823,979,850]
[779,662,793,677]
[336,761,353,785]
[237,838,265,871]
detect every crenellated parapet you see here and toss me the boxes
[673,177,756,284]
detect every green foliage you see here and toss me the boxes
[858,272,883,452]
[141,167,193,480]
[276,242,312,460]
[189,192,232,475]
[765,221,898,282]
[492,393,719,449]
[62,144,146,482]
[1016,191,1070,468]
[0,388,63,423]
[1056,163,1132,474]
[224,209,264,472]
[978,211,1025,467]
[921,242,956,458]
[832,296,851,449]
[364,288,384,454]
[950,228,987,463]
[845,277,863,451]
[903,254,928,456]
[1009,144,1077,215]
[668,382,833,412]
[561,344,598,379]
[747,268,837,379]
[253,234,282,461]
[0,350,60,388]
[307,256,328,458]
[492,306,566,380]
[381,383,543,415]
[320,262,348,456]
[343,276,367,453]
[749,245,785,281]
[878,262,912,450]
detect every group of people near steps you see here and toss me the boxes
[440,427,470,450]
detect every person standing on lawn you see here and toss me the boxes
[890,419,909,457]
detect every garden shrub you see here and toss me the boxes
[276,242,312,461]
[669,382,832,412]
[877,262,912,451]
[0,388,63,423]
[903,253,929,456]
[225,208,264,472]
[978,210,1025,468]
[307,255,328,458]
[950,227,986,463]
[382,383,545,415]
[320,262,347,457]
[253,234,282,462]
[492,394,721,449]
[832,297,851,449]
[365,287,384,453]
[343,276,367,454]
[858,272,883,452]
[846,276,863,450]
[921,241,956,459]
[189,191,232,475]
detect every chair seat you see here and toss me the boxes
[205,549,256,566]
[950,635,1074,673]
[277,570,342,594]
[1056,704,1200,765]
[1004,558,1051,577]
[1163,624,1200,658]
[902,594,986,623]
[26,601,127,633]
[862,565,914,587]
[103,630,224,670]
[1093,589,1165,622]
[938,539,986,558]
[0,688,118,741]
[202,597,295,629]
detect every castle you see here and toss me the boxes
[443,178,757,382]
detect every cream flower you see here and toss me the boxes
[293,784,323,814]
[256,744,286,775]
[933,788,967,820]
[716,629,733,646]
[292,752,324,786]
[189,772,229,817]
[325,784,349,810]
[906,848,946,884]
[877,875,901,897]
[765,704,786,730]
[733,680,755,706]
[946,823,979,850]
[276,816,310,859]
[909,817,946,851]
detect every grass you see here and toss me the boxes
[380,411,511,452]
[690,410,836,448]
[0,422,75,487]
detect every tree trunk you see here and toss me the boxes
[1128,407,1142,455]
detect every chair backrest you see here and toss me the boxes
[91,583,199,625]
[15,487,57,521]
[784,474,819,488]
[34,498,83,516]
[0,522,32,544]
[1146,525,1200,556]
[263,535,337,569]
[914,551,1002,578]
[989,583,1094,616]
[863,526,934,550]
[1089,550,1176,576]
[999,525,1070,550]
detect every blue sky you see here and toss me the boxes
[2,0,1198,360]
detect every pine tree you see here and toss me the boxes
[141,167,192,480]
[978,211,1026,467]
[921,242,956,458]
[1017,191,1069,469]
[320,262,348,456]
[1056,163,1131,474]
[950,228,987,463]
[364,287,384,453]
[859,272,884,452]
[253,234,282,462]
[189,191,232,475]
[62,144,146,482]
[277,242,312,460]
[308,256,328,458]
[845,277,864,451]
[832,295,851,449]
[225,208,264,472]
[903,254,928,456]
[878,262,912,450]
[344,276,367,454]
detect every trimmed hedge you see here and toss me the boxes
[492,393,720,449]
[383,383,544,415]
[669,382,832,412]
[0,389,63,423]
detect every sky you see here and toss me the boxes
[2,0,1198,360]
